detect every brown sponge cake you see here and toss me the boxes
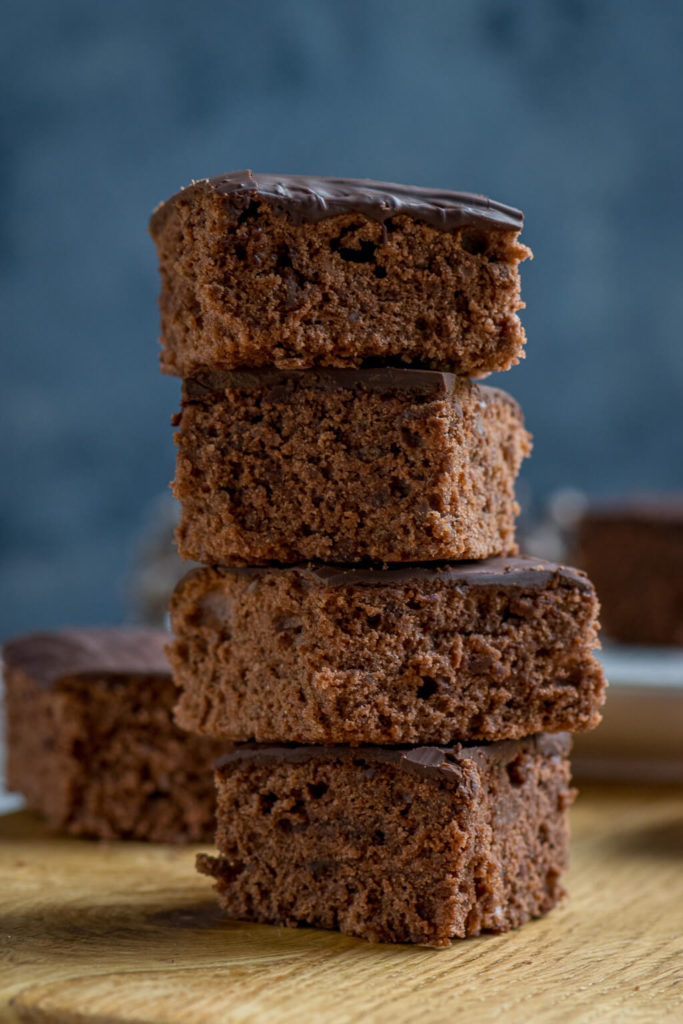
[574,497,683,646]
[149,171,530,376]
[198,734,574,946]
[169,557,605,745]
[173,368,531,565]
[3,628,225,842]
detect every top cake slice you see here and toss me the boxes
[149,171,531,376]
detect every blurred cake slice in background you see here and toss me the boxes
[573,496,683,647]
[518,491,683,781]
[3,627,224,841]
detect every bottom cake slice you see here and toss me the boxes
[198,734,573,946]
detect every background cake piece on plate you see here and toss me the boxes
[173,368,531,565]
[149,171,530,377]
[3,627,225,842]
[573,497,683,646]
[198,734,574,946]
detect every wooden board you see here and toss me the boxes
[1,782,682,1024]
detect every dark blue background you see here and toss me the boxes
[2,0,682,638]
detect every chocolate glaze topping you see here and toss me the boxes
[182,368,519,419]
[3,628,171,690]
[150,170,524,234]
[215,734,571,785]
[194,556,593,595]
[183,366,459,403]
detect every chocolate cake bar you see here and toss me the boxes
[170,557,605,745]
[3,628,225,842]
[173,368,531,565]
[574,498,683,646]
[197,734,573,946]
[149,171,530,377]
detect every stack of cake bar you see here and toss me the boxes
[150,171,606,946]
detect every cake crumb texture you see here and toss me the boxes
[198,735,573,946]
[170,558,605,744]
[173,369,531,565]
[150,172,530,376]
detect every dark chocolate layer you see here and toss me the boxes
[183,366,458,403]
[216,734,571,785]
[2,628,171,690]
[182,368,520,419]
[150,170,524,235]
[189,556,593,596]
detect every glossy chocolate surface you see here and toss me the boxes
[183,366,459,402]
[181,369,522,420]
[197,556,593,595]
[215,734,571,784]
[151,170,524,233]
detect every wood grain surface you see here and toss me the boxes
[1,783,681,1024]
